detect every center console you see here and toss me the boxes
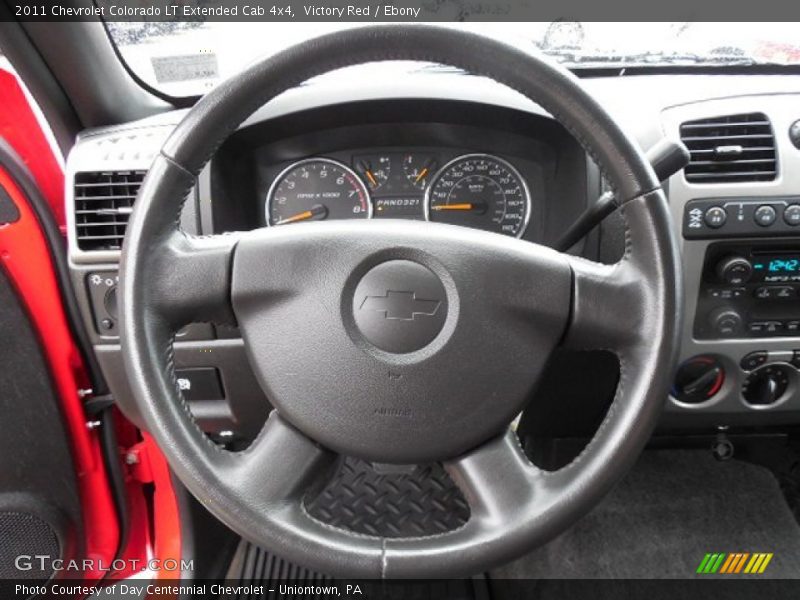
[663,95,800,427]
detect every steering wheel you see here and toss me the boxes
[120,25,680,578]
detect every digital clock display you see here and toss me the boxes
[768,258,800,273]
[753,254,800,277]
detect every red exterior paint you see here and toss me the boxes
[0,68,65,230]
[0,167,118,580]
[0,65,182,585]
[105,420,182,582]
[145,433,183,584]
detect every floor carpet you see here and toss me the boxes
[491,449,800,580]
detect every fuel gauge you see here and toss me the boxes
[403,154,437,190]
[356,156,391,192]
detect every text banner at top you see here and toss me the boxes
[8,0,800,22]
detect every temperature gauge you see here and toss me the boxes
[403,154,437,190]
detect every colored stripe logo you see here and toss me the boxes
[696,553,773,574]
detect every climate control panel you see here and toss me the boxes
[695,243,800,339]
[672,352,797,408]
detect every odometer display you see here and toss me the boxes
[425,154,530,238]
[266,158,371,226]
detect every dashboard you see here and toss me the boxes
[263,151,531,237]
[63,65,800,443]
[206,99,587,248]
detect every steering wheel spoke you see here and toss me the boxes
[445,429,543,524]
[226,411,336,505]
[562,255,645,353]
[381,429,544,578]
[149,231,239,329]
[205,412,386,576]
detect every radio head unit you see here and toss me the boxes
[695,243,800,339]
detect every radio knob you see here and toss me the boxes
[709,307,743,336]
[716,256,753,285]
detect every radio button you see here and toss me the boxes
[786,321,800,333]
[709,287,746,299]
[740,351,768,371]
[754,285,795,299]
[748,321,783,334]
[784,204,800,226]
[766,321,783,333]
[755,287,770,299]
[703,206,727,228]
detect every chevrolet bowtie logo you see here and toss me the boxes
[359,290,441,321]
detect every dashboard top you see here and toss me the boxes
[75,68,800,144]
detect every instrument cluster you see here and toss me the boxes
[265,150,532,238]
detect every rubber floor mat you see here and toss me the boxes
[304,456,469,537]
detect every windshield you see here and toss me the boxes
[106,22,800,97]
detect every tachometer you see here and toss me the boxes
[266,158,371,226]
[424,154,530,238]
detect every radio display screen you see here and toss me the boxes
[754,254,800,279]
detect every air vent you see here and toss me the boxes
[74,171,145,251]
[680,113,777,184]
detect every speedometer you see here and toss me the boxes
[424,154,530,238]
[266,158,371,226]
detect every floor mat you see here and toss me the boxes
[222,540,489,599]
[491,449,800,580]
[223,542,335,599]
[304,456,469,537]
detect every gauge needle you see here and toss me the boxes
[431,202,487,212]
[365,170,378,187]
[414,167,429,184]
[274,204,328,225]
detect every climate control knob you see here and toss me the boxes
[672,356,725,404]
[716,255,753,285]
[709,307,743,337]
[742,364,790,406]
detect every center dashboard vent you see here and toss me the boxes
[680,113,777,184]
[74,170,146,251]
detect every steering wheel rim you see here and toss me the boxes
[120,25,681,578]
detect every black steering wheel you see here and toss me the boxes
[120,25,681,578]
